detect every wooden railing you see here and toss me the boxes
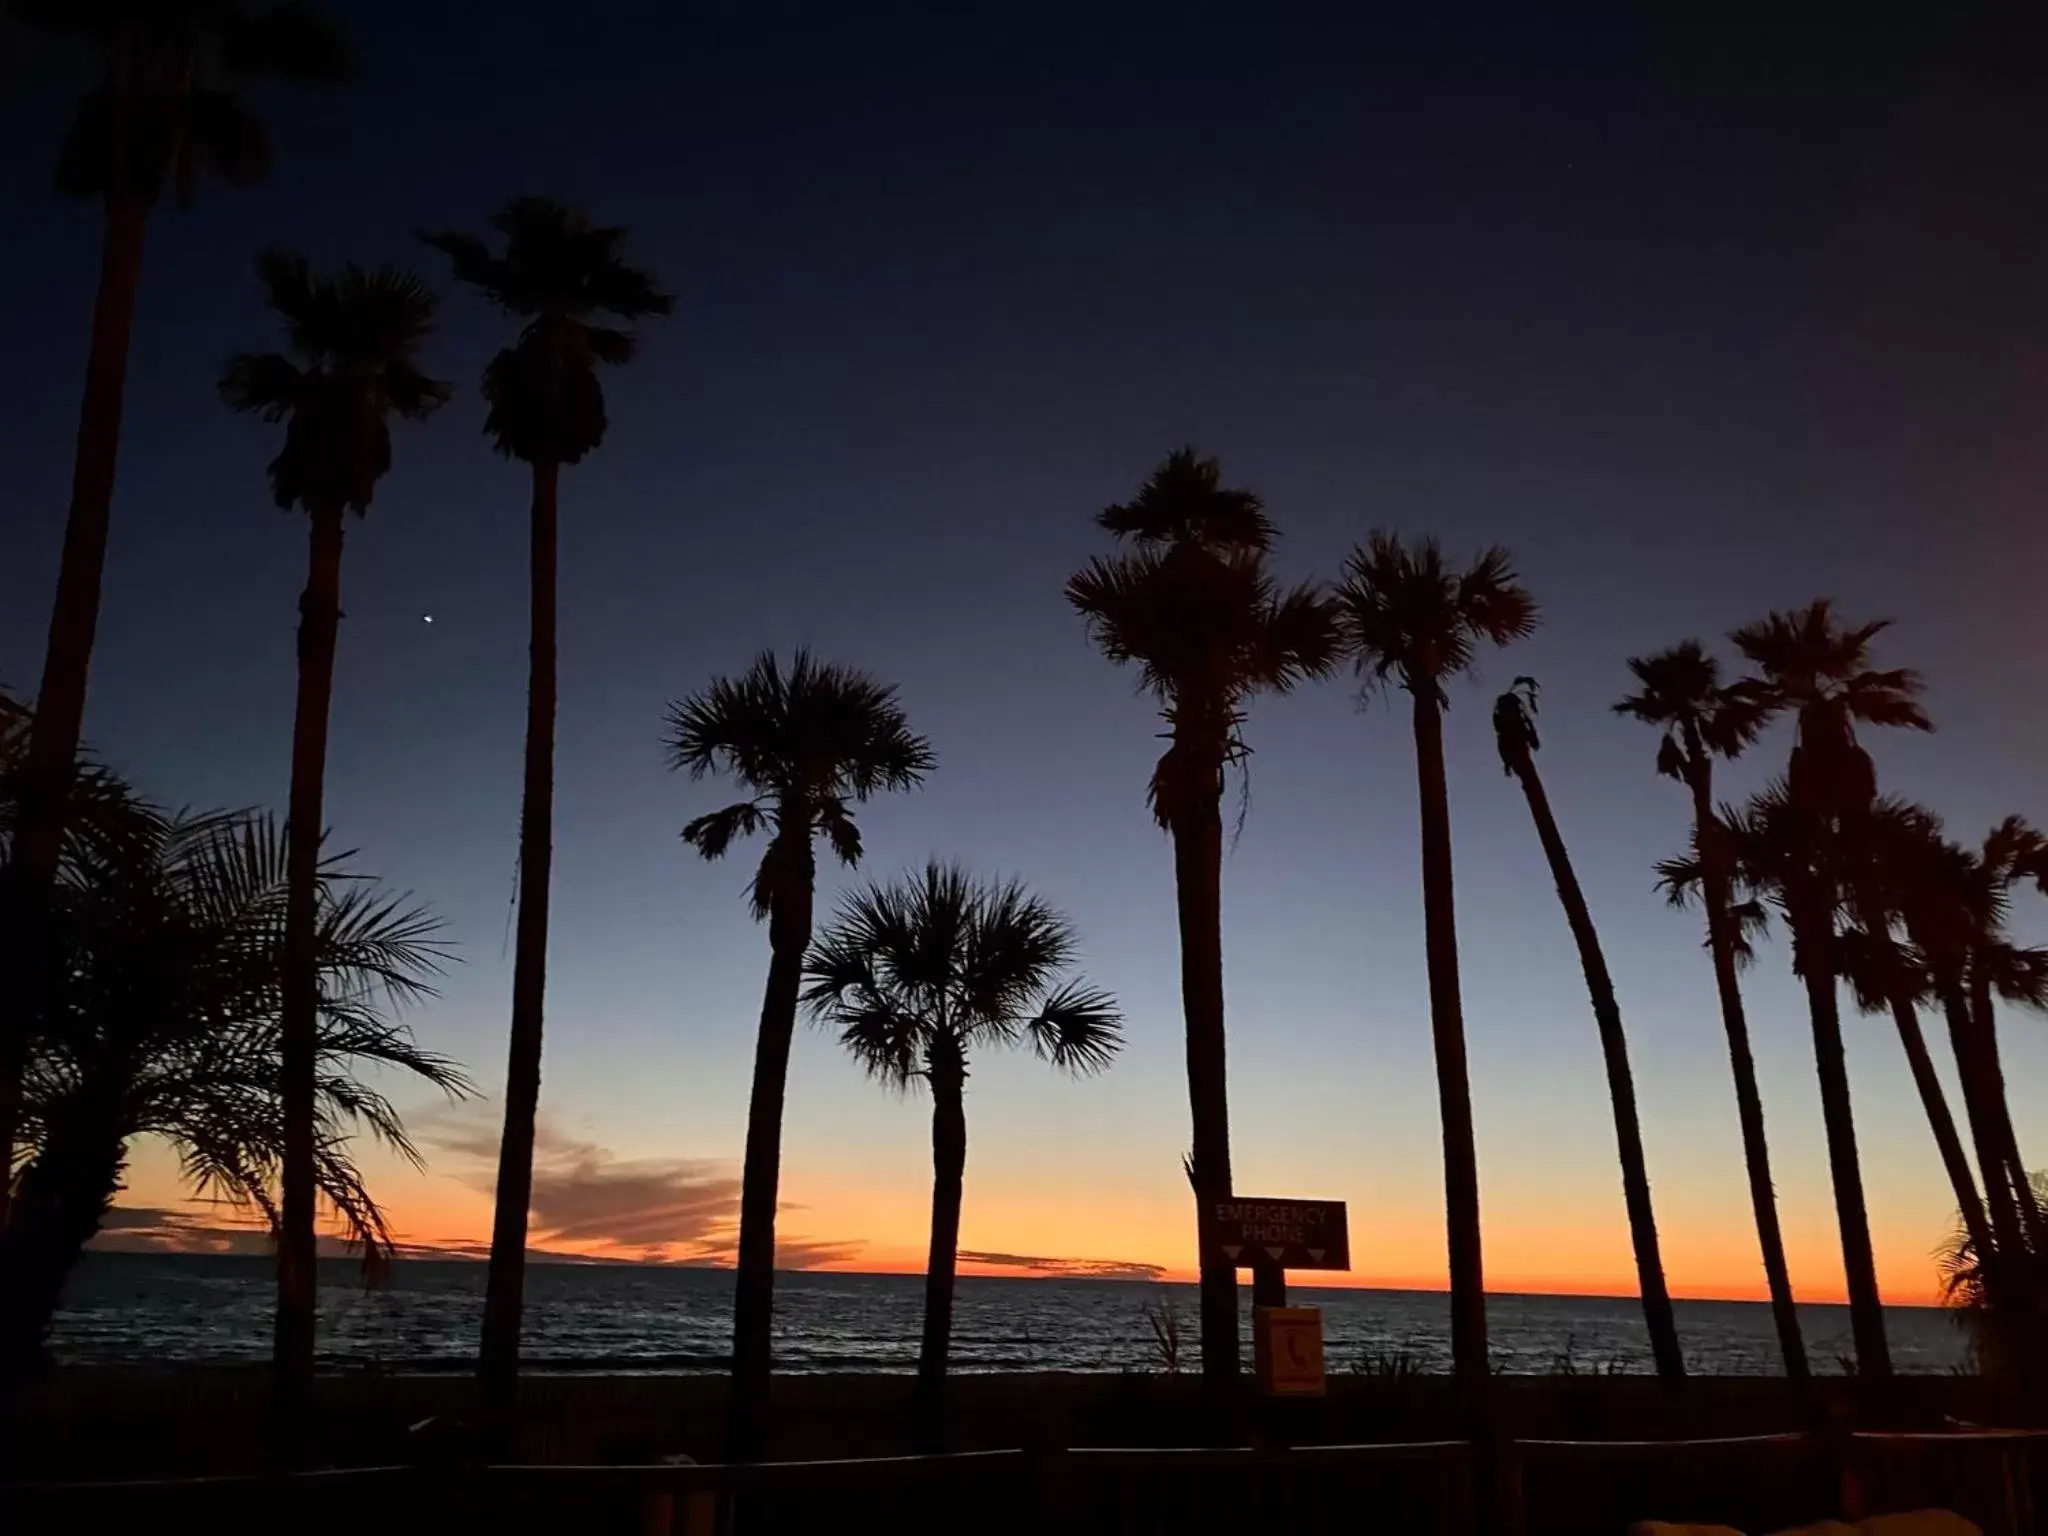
[11,1430,2046,1536]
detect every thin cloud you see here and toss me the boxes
[959,1249,1165,1282]
[421,1106,864,1265]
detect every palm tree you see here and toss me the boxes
[218,249,448,1438]
[1938,1170,2048,1380]
[1733,601,1932,1378]
[1334,533,1535,1424]
[421,199,671,1431]
[0,0,351,1231]
[1615,641,1807,1379]
[667,651,934,1461]
[1961,821,2048,1252]
[1065,449,1339,1385]
[802,862,1121,1447]
[2,788,464,1394]
[1492,679,1684,1387]
[1833,907,1993,1265]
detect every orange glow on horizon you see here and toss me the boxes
[107,1141,1957,1310]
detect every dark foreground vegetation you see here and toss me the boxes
[15,1373,2048,1536]
[5,1367,2030,1477]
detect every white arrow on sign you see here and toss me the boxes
[1221,1245,1242,1261]
[1265,1246,1287,1262]
[1307,1248,1325,1263]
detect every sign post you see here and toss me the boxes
[1197,1197,1349,1400]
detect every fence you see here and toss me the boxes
[12,1430,2047,1536]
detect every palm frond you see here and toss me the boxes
[680,799,769,862]
[1335,532,1537,704]
[216,351,303,420]
[1024,980,1124,1075]
[222,249,449,514]
[1095,447,1276,552]
[804,862,1120,1095]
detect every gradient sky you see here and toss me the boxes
[6,4,2048,1303]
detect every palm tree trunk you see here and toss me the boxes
[1170,754,1238,1387]
[1943,985,2026,1257]
[1790,899,1891,1377]
[1889,992,1992,1260]
[1692,775,1809,1381]
[273,501,347,1458]
[1506,748,1684,1386]
[479,458,560,1447]
[728,828,817,1463]
[1968,973,2047,1251]
[0,196,150,1218]
[0,1093,126,1395]
[1410,692,1489,1425]
[917,1041,967,1452]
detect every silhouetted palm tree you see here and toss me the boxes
[0,0,350,1232]
[1734,601,1932,1378]
[1832,816,1993,1262]
[1,784,463,1395]
[422,199,671,1430]
[1335,533,1535,1425]
[667,652,934,1460]
[218,250,448,1441]
[1065,449,1338,1385]
[1615,641,1806,1379]
[1492,679,1684,1387]
[803,862,1121,1447]
[1938,1170,2048,1380]
[1961,821,2048,1252]
[1903,819,2048,1255]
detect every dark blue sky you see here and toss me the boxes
[5,3,2048,1292]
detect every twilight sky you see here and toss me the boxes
[6,3,2048,1302]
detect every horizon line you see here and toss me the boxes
[93,1248,1953,1309]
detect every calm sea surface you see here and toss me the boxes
[50,1253,1969,1375]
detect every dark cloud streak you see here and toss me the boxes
[958,1250,1165,1281]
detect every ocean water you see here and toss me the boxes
[50,1253,1971,1375]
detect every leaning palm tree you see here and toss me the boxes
[3,799,466,1396]
[1733,601,1932,1378]
[1492,679,1684,1387]
[1335,533,1535,1424]
[0,0,351,1232]
[803,862,1121,1447]
[1614,641,1807,1379]
[667,651,934,1461]
[1899,824,2043,1257]
[1065,448,1339,1385]
[1834,911,1992,1264]
[421,199,671,1430]
[218,249,448,1440]
[1959,820,2048,1252]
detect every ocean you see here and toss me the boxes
[51,1252,1971,1375]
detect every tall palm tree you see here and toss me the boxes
[1960,820,2048,1252]
[1335,533,1535,1425]
[802,862,1121,1447]
[667,651,934,1461]
[422,199,671,1431]
[1615,641,1807,1379]
[1898,828,2029,1255]
[0,0,351,1229]
[1492,679,1684,1387]
[1732,600,1933,1378]
[1833,912,1993,1264]
[218,250,448,1443]
[1064,449,1339,1385]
